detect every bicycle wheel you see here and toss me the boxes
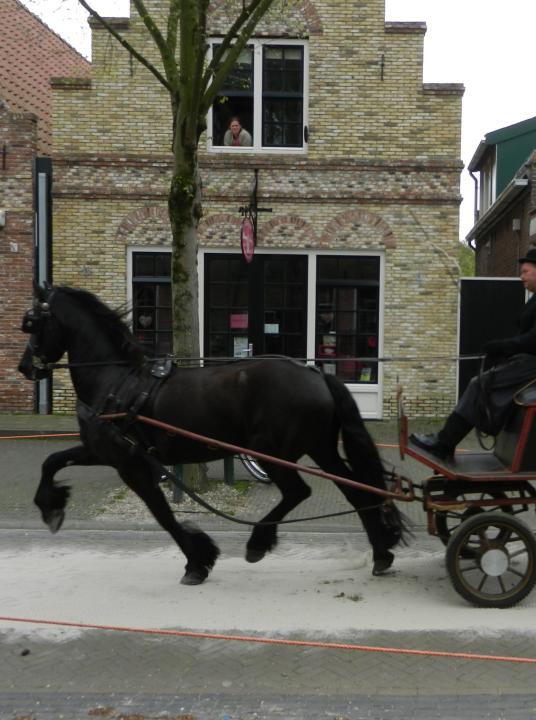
[239,454,271,483]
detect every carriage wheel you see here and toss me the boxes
[446,512,536,608]
[435,490,513,553]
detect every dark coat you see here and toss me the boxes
[455,294,536,434]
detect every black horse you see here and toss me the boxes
[18,284,406,585]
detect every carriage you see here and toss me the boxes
[18,284,536,609]
[398,383,536,608]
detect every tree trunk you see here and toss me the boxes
[168,129,209,492]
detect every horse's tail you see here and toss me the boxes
[322,373,384,486]
[322,373,410,545]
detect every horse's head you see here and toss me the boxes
[18,284,66,381]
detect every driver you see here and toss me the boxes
[411,248,536,460]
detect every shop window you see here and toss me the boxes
[132,252,172,357]
[316,256,380,384]
[209,39,307,151]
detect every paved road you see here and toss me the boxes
[2,425,536,718]
[1,529,536,719]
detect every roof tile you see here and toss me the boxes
[0,0,91,153]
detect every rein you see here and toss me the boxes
[155,462,370,526]
[43,359,131,371]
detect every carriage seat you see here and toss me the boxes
[494,383,536,472]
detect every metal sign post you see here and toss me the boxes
[238,168,272,262]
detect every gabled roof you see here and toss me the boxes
[468,115,536,172]
[0,0,90,153]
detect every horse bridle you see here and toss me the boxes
[21,296,55,378]
[21,292,131,374]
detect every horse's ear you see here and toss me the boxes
[33,281,52,305]
[33,281,44,301]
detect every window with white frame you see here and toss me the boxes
[208,38,308,152]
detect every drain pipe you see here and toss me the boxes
[468,170,479,250]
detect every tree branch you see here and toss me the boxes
[77,0,172,92]
[200,0,276,113]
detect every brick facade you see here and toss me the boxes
[50,0,463,417]
[0,0,90,412]
[0,103,36,410]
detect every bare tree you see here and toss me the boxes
[78,0,278,359]
[74,0,285,488]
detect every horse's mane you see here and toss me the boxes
[55,285,146,365]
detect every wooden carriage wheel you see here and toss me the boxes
[446,512,536,608]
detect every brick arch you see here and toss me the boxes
[198,213,243,248]
[208,0,323,35]
[320,210,396,249]
[260,214,318,246]
[116,204,170,243]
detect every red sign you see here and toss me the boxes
[241,218,255,263]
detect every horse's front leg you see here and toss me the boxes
[35,444,100,533]
[117,458,220,586]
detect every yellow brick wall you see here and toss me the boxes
[50,0,463,416]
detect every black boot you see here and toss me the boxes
[410,412,472,460]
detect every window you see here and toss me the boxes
[316,256,381,384]
[204,253,307,358]
[209,39,307,152]
[132,252,172,357]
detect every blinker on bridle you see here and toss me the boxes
[21,302,50,335]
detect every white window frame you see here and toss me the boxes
[199,248,385,419]
[206,37,309,155]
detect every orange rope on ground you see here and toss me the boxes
[0,433,79,440]
[0,615,534,664]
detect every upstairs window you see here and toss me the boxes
[208,39,308,152]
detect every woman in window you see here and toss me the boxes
[224,117,252,147]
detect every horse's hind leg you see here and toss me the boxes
[35,444,99,533]
[117,459,220,585]
[246,467,311,563]
[312,452,395,575]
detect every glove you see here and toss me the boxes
[483,339,515,358]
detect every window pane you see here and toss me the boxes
[217,45,253,93]
[265,285,285,307]
[134,254,154,277]
[264,259,285,282]
[156,308,172,331]
[135,285,155,306]
[156,284,171,305]
[212,98,254,146]
[263,99,302,147]
[154,254,171,277]
[315,256,380,384]
[132,252,172,357]
[212,44,254,146]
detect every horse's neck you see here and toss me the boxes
[65,317,135,407]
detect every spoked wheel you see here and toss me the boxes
[436,490,513,553]
[238,454,271,484]
[446,512,536,608]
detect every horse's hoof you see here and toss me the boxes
[245,548,265,563]
[45,509,65,534]
[180,570,208,586]
[372,550,394,576]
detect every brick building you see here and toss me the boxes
[467,116,536,277]
[50,0,463,418]
[0,0,90,412]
